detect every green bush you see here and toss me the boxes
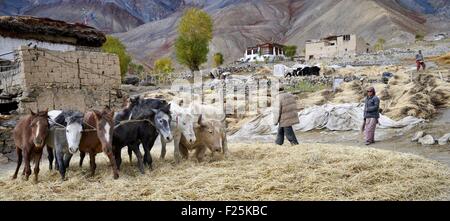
[102,36,131,80]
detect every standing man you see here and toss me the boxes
[362,87,380,145]
[273,86,299,146]
[416,50,426,71]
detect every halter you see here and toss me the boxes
[114,119,156,129]
[48,118,66,129]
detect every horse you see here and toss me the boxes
[78,106,119,179]
[112,119,157,173]
[12,109,49,183]
[115,96,173,165]
[188,102,228,156]
[45,110,84,180]
[160,101,196,163]
[178,115,225,162]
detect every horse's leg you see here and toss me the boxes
[127,147,132,163]
[63,153,73,169]
[23,147,32,181]
[179,143,189,159]
[33,149,43,183]
[222,131,229,158]
[160,135,166,160]
[47,146,54,170]
[194,145,207,163]
[53,149,59,171]
[88,152,96,177]
[12,147,22,179]
[114,146,122,171]
[79,151,85,168]
[55,146,66,180]
[103,148,119,180]
[173,132,182,164]
[131,143,145,174]
[144,135,157,169]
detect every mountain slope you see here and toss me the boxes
[116,0,449,67]
[0,0,183,33]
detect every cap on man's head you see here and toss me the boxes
[367,87,375,92]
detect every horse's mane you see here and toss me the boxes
[53,110,83,126]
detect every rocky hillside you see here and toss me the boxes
[0,0,184,33]
[1,0,449,67]
[115,0,450,67]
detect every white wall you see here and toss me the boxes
[0,36,76,60]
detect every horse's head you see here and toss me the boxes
[29,108,49,148]
[128,96,140,108]
[196,114,223,154]
[175,110,196,145]
[65,112,84,154]
[152,104,173,143]
[92,106,115,153]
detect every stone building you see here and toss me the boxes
[0,16,123,113]
[305,34,370,60]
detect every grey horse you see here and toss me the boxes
[46,110,84,180]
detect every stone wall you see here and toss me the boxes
[15,46,123,112]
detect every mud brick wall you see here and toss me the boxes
[16,46,123,113]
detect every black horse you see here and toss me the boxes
[114,96,173,167]
[112,119,157,173]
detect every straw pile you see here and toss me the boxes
[298,65,450,120]
[1,143,449,201]
[429,52,450,65]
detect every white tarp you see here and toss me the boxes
[231,103,424,137]
[273,64,288,77]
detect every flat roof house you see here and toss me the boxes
[0,16,123,113]
[305,34,370,60]
[242,43,286,62]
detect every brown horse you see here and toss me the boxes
[12,109,49,183]
[79,106,119,179]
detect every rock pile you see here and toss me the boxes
[412,131,450,146]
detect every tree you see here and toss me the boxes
[102,36,131,80]
[415,33,425,42]
[175,8,213,72]
[284,45,297,61]
[128,63,146,78]
[154,57,174,82]
[213,53,224,67]
[374,38,386,51]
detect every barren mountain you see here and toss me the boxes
[1,0,449,67]
[115,0,450,67]
[0,0,184,33]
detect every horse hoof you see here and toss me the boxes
[113,174,119,179]
[11,175,17,180]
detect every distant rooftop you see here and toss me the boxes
[0,16,106,47]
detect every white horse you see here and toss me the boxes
[160,101,197,163]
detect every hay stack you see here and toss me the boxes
[1,143,449,201]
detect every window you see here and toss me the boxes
[343,35,351,41]
[247,49,252,55]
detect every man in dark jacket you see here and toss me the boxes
[362,87,380,145]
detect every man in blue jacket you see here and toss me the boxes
[362,87,380,145]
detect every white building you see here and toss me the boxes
[241,43,286,62]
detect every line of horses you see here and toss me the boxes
[11,97,228,182]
